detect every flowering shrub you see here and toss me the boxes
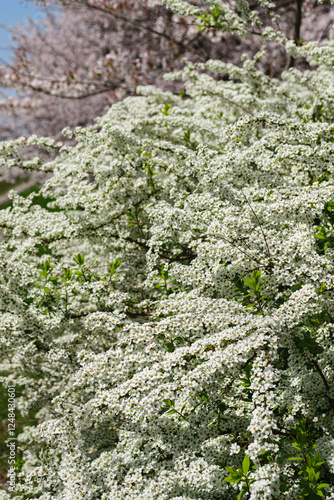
[2,2,334,499]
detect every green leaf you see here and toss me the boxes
[317,484,330,489]
[223,470,243,484]
[242,455,250,474]
[307,492,323,500]
[222,476,236,483]
[243,278,255,289]
[183,130,191,142]
[61,268,73,282]
[218,402,227,413]
[291,442,301,450]
[225,467,237,473]
[165,342,174,352]
[287,457,303,461]
[109,258,122,276]
[74,254,85,266]
[165,408,177,415]
[238,489,247,500]
[240,377,251,387]
[180,402,187,413]
[208,420,218,428]
[244,362,252,378]
[161,103,172,116]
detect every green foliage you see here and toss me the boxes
[223,455,255,499]
[278,419,330,498]
[293,312,329,355]
[154,264,180,295]
[197,5,224,32]
[109,258,122,277]
[234,270,268,313]
[161,103,172,116]
[239,362,253,402]
[73,253,85,266]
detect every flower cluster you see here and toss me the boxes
[1,5,334,499]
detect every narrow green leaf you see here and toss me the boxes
[242,455,250,474]
[225,467,237,473]
[237,489,247,500]
[166,409,177,415]
[165,342,174,352]
[222,476,235,483]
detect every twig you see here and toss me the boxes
[240,190,271,260]
[203,89,254,116]
[288,0,304,68]
[311,359,334,411]
[204,233,264,266]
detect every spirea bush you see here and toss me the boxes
[2,4,334,498]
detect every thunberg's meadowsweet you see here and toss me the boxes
[1,0,334,498]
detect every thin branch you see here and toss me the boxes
[0,58,131,99]
[240,190,271,260]
[59,0,206,58]
[319,19,333,43]
[204,232,265,266]
[203,89,254,116]
[288,0,304,68]
[311,359,334,412]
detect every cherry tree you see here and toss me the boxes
[1,0,334,146]
[0,2,214,142]
[0,0,216,183]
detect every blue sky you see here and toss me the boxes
[0,0,43,61]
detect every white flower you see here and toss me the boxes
[230,443,241,455]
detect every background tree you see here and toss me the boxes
[0,0,333,146]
